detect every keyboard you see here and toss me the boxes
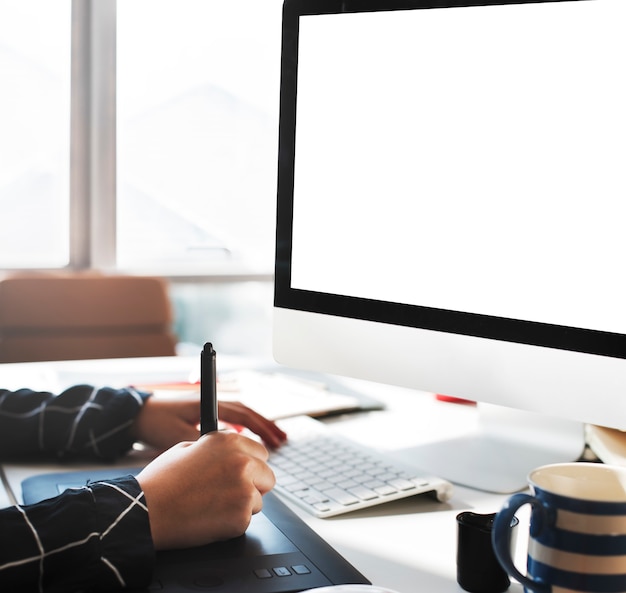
[268,415,453,518]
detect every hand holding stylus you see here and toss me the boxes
[137,342,279,550]
[138,430,275,549]
[131,342,286,448]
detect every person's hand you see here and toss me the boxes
[131,394,287,451]
[136,431,275,550]
[218,400,287,448]
[131,394,200,451]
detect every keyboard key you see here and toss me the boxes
[313,502,333,513]
[285,481,309,492]
[336,479,359,490]
[374,484,398,496]
[301,493,329,505]
[388,478,417,491]
[348,486,379,501]
[321,488,359,506]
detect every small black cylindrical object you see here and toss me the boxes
[457,511,517,593]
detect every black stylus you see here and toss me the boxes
[201,342,218,435]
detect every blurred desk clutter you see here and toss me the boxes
[0,352,382,421]
[586,424,626,466]
[141,366,384,421]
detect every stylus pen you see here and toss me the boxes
[201,342,218,435]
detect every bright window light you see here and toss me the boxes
[0,0,71,268]
[116,0,283,273]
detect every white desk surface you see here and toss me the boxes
[0,356,527,593]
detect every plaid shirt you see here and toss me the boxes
[0,386,155,591]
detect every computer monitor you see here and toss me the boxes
[273,0,626,493]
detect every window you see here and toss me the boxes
[0,0,72,268]
[0,0,282,276]
[0,0,281,355]
[117,0,283,274]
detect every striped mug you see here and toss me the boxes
[492,462,626,593]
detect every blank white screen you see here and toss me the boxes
[290,0,626,334]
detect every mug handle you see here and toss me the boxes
[491,492,550,593]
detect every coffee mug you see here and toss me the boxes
[492,462,626,593]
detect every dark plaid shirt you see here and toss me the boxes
[0,386,155,592]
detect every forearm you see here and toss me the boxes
[0,386,149,461]
[0,476,154,592]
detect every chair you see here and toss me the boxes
[0,272,178,363]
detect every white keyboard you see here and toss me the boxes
[268,416,453,518]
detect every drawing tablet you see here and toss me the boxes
[22,468,370,593]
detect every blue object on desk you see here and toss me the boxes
[22,468,370,593]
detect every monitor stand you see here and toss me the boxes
[395,403,586,493]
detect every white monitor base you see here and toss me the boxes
[395,403,587,494]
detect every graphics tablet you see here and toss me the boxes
[22,468,370,593]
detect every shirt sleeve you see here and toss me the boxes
[0,386,150,461]
[0,475,155,592]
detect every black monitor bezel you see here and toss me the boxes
[273,0,626,360]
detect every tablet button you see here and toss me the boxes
[254,569,272,579]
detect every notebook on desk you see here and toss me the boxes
[22,468,370,593]
[137,367,384,421]
[217,367,384,420]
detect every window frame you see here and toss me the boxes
[2,0,273,283]
[69,0,116,271]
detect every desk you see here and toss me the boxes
[0,356,526,593]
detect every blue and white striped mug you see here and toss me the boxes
[492,463,626,593]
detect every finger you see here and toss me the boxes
[251,488,266,515]
[249,419,287,449]
[199,431,269,461]
[263,422,288,447]
[239,434,271,461]
[173,418,201,442]
[175,397,202,424]
[219,402,287,447]
[253,463,276,496]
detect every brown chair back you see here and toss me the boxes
[0,273,177,362]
